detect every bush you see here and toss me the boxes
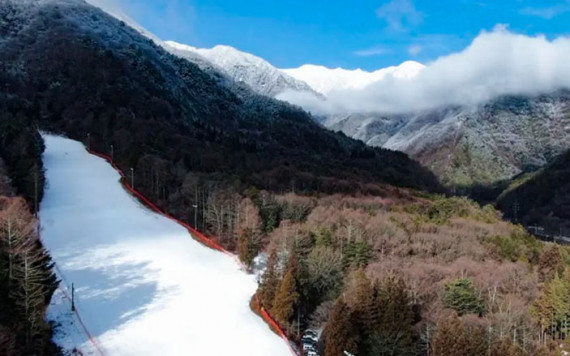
[488,229,542,263]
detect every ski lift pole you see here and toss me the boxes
[71,282,76,312]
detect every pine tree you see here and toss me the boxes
[322,298,359,356]
[533,269,570,339]
[443,278,485,316]
[237,227,259,268]
[370,276,416,355]
[350,268,378,354]
[259,248,279,311]
[352,268,377,326]
[271,268,299,328]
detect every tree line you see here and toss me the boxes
[0,107,58,355]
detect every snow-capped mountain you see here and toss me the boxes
[164,41,318,97]
[282,61,425,95]
[329,91,570,186]
[160,38,570,187]
[43,0,570,188]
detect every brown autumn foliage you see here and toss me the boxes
[0,195,58,355]
[248,191,563,354]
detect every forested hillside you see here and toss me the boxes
[496,149,570,235]
[0,118,58,354]
[241,190,570,355]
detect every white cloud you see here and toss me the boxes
[520,1,570,19]
[408,44,422,56]
[354,46,392,57]
[376,0,424,31]
[279,26,570,115]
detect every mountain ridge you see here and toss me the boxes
[158,37,570,188]
[164,40,320,98]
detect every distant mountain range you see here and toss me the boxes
[162,39,570,187]
[328,93,570,186]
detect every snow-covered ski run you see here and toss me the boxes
[39,134,292,356]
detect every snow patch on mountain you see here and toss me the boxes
[329,92,570,186]
[165,41,318,97]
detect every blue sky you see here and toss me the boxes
[111,0,570,70]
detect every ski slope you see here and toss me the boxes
[39,134,291,356]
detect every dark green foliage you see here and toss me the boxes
[366,276,417,355]
[0,110,45,211]
[426,196,471,224]
[443,278,485,316]
[496,149,570,234]
[314,228,333,248]
[237,228,259,268]
[343,240,372,268]
[533,269,570,340]
[255,195,283,234]
[306,247,343,307]
[488,229,542,263]
[343,271,418,355]
[281,201,313,223]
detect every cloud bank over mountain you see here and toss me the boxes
[279,26,570,115]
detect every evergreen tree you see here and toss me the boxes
[352,268,377,329]
[322,298,359,356]
[533,269,570,339]
[237,227,259,268]
[443,278,485,316]
[369,276,416,355]
[259,248,279,310]
[271,268,299,328]
[350,268,378,355]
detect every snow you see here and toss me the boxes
[39,135,291,356]
[164,41,316,97]
[281,61,425,95]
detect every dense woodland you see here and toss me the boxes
[0,119,58,354]
[495,150,570,235]
[236,191,570,355]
